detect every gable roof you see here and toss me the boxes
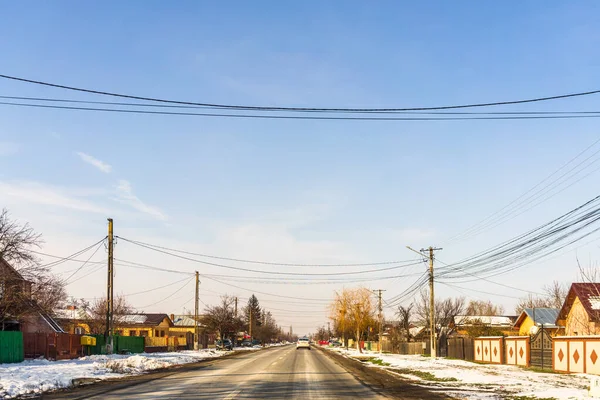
[120,313,173,327]
[557,283,600,325]
[54,308,91,320]
[172,315,203,327]
[514,308,559,329]
[0,257,26,281]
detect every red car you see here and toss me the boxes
[318,340,329,346]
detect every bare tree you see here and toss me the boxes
[83,295,133,334]
[465,300,504,316]
[543,281,568,309]
[416,289,465,328]
[396,303,413,341]
[203,295,243,340]
[514,281,569,314]
[0,209,66,326]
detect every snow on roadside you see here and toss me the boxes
[327,347,593,399]
[0,349,230,399]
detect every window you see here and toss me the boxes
[74,326,85,335]
[155,329,159,337]
[0,281,4,299]
[130,330,137,336]
[140,330,148,337]
[160,330,165,337]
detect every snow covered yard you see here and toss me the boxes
[328,347,594,399]
[0,349,241,399]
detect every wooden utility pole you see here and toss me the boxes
[234,297,238,318]
[249,308,252,340]
[407,245,441,359]
[194,271,199,350]
[373,289,385,354]
[106,218,114,354]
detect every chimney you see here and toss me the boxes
[170,314,175,322]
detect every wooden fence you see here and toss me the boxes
[447,336,474,361]
[474,336,503,364]
[505,336,529,367]
[23,333,83,360]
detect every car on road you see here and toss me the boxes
[216,339,233,351]
[296,337,311,350]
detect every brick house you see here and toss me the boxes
[0,257,63,333]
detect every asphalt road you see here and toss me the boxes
[48,345,386,399]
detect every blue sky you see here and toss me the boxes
[1,1,600,333]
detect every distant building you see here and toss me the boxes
[114,313,173,337]
[513,308,561,336]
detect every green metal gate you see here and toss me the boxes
[0,331,24,363]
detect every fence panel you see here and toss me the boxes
[474,337,504,364]
[0,331,24,363]
[505,337,529,367]
[23,332,47,359]
[447,337,474,361]
[551,336,600,375]
[116,336,144,354]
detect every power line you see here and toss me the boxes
[31,238,107,268]
[117,237,423,276]
[115,238,411,267]
[119,276,193,297]
[3,101,600,121]
[62,240,106,284]
[439,282,522,300]
[4,95,600,116]
[445,137,600,243]
[135,277,194,309]
[2,73,600,112]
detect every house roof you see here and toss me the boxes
[172,315,202,327]
[454,315,514,326]
[0,257,26,281]
[409,326,425,337]
[514,308,559,329]
[54,308,90,320]
[120,313,173,327]
[557,283,600,325]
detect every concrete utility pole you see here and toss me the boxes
[194,271,199,350]
[373,289,386,354]
[106,218,114,354]
[407,245,441,359]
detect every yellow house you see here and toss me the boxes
[513,308,561,336]
[115,314,173,337]
[54,307,91,335]
[170,314,201,337]
[557,283,600,336]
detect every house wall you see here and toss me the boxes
[518,316,534,336]
[566,297,600,336]
[117,318,172,337]
[170,326,195,338]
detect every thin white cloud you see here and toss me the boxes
[0,181,109,214]
[115,180,167,221]
[76,152,112,173]
[0,142,19,156]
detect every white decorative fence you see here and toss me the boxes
[505,336,529,367]
[553,336,600,375]
[474,336,504,364]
